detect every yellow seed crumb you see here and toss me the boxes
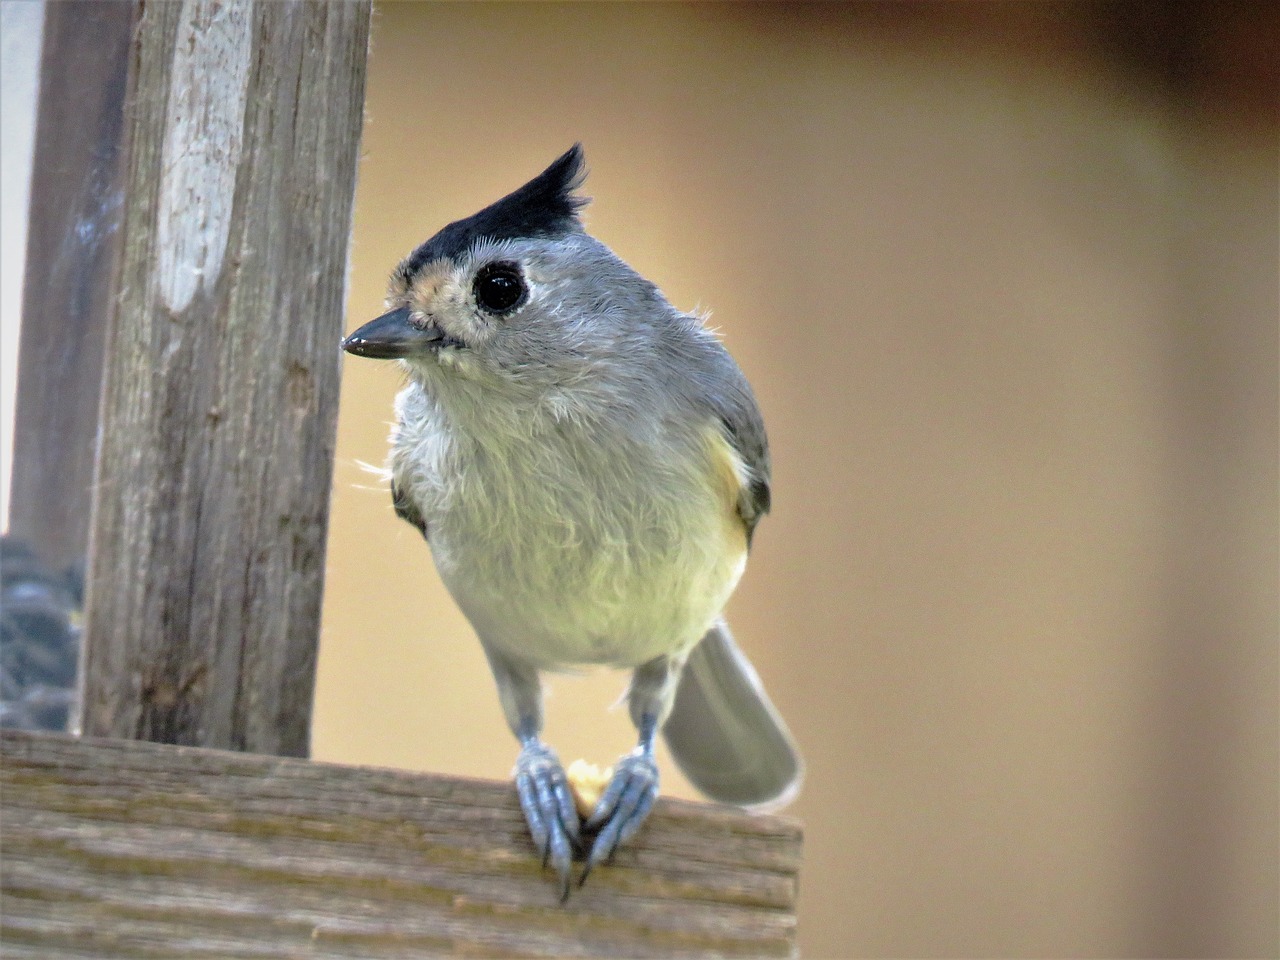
[566,759,613,819]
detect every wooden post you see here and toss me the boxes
[8,1,136,573]
[1,730,803,958]
[78,0,371,756]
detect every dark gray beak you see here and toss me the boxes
[342,307,455,358]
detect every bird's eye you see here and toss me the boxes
[473,262,526,314]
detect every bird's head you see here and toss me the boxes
[342,145,664,405]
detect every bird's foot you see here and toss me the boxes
[514,739,581,901]
[581,747,659,884]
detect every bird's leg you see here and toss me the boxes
[486,648,580,900]
[582,654,679,882]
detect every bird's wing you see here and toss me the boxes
[717,410,771,546]
[698,355,771,546]
[390,479,429,541]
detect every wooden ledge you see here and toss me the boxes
[0,730,802,958]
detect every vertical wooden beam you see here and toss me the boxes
[80,0,371,757]
[8,1,136,572]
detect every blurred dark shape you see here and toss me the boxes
[0,535,83,732]
[1098,0,1279,112]
[727,1,1278,123]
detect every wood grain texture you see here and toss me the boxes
[0,730,802,958]
[9,0,136,571]
[79,0,371,756]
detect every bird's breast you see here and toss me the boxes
[390,396,746,669]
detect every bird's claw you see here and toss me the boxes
[581,747,659,884]
[514,741,581,901]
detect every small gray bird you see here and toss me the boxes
[342,145,802,897]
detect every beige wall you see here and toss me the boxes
[315,5,1277,956]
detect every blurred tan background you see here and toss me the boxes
[315,3,1277,957]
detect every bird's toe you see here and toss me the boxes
[581,748,659,883]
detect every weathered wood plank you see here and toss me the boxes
[8,0,136,572]
[79,0,371,755]
[0,730,802,958]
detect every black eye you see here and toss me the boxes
[473,262,526,314]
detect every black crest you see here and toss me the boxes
[398,145,588,281]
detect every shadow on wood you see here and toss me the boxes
[0,730,802,958]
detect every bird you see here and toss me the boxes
[341,144,802,898]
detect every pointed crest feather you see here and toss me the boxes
[399,145,588,281]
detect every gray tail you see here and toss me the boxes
[662,620,803,811]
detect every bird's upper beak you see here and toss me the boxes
[341,307,455,358]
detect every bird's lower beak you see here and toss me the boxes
[342,307,453,358]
